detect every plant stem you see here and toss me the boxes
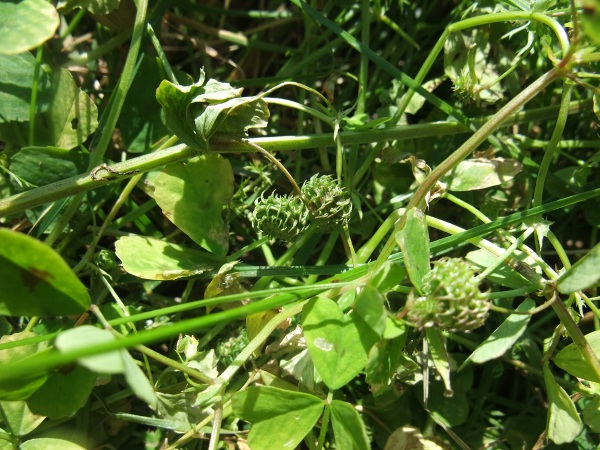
[373,67,561,271]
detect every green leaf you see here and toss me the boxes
[115,235,223,280]
[154,154,234,257]
[330,400,370,450]
[0,229,91,316]
[232,386,323,450]
[0,332,48,401]
[368,261,406,293]
[466,249,532,288]
[41,68,98,149]
[155,75,210,152]
[557,241,600,294]
[543,364,582,444]
[427,382,470,427]
[55,326,157,407]
[395,208,430,292]
[0,400,45,437]
[194,95,270,142]
[10,146,89,188]
[0,53,51,123]
[19,438,86,450]
[122,351,158,408]
[302,296,381,390]
[554,329,600,383]
[462,298,535,367]
[0,0,59,55]
[441,158,523,192]
[353,285,387,340]
[583,395,600,433]
[426,328,452,395]
[26,366,96,419]
[54,326,124,374]
[120,54,169,153]
[0,64,97,148]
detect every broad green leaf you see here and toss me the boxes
[55,326,157,407]
[54,326,124,374]
[427,381,470,427]
[156,392,209,432]
[0,65,97,148]
[0,332,48,401]
[155,74,210,152]
[583,395,600,433]
[543,364,582,444]
[115,235,223,280]
[0,229,91,316]
[42,68,98,149]
[395,208,430,292]
[462,298,535,367]
[26,366,96,419]
[122,351,158,408]
[57,0,119,15]
[353,285,387,340]
[330,400,370,450]
[120,54,169,153]
[154,154,234,257]
[557,241,600,294]
[302,296,381,390]
[368,261,406,293]
[19,438,86,450]
[10,147,88,188]
[426,328,452,395]
[0,0,59,55]
[0,400,45,436]
[232,386,323,449]
[0,53,51,123]
[466,249,532,288]
[246,309,279,357]
[554,329,600,383]
[194,95,270,142]
[441,158,523,191]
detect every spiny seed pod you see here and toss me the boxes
[301,175,352,232]
[406,257,490,332]
[251,193,310,242]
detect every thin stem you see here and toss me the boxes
[244,140,302,196]
[374,67,561,270]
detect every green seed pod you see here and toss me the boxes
[301,174,352,232]
[95,249,118,271]
[406,257,490,332]
[251,193,310,242]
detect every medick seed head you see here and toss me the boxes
[251,193,310,242]
[408,257,490,332]
[301,174,352,232]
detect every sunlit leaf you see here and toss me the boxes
[232,386,323,449]
[154,154,234,257]
[330,400,370,450]
[396,208,430,292]
[557,241,600,294]
[0,332,48,401]
[441,158,523,192]
[554,329,600,383]
[544,364,582,444]
[115,235,223,280]
[0,0,59,55]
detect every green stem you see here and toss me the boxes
[44,0,149,247]
[374,67,561,270]
[550,290,600,383]
[28,46,44,147]
[316,390,334,450]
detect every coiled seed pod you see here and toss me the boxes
[251,193,310,242]
[406,257,490,332]
[301,175,352,232]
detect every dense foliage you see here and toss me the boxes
[1,0,600,449]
